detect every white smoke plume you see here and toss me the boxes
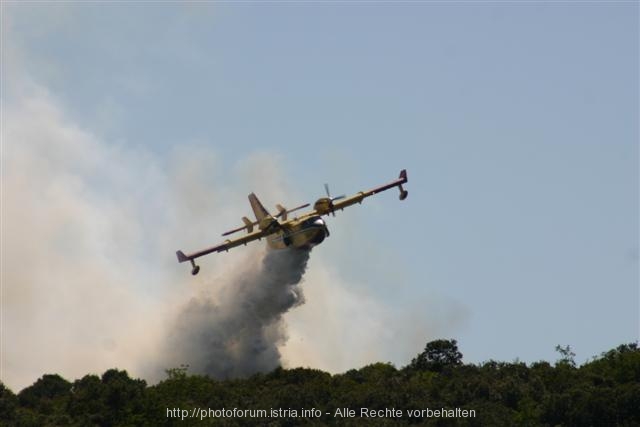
[0,83,308,390]
[2,18,468,389]
[160,248,311,379]
[1,85,468,392]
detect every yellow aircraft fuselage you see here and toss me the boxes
[266,215,328,250]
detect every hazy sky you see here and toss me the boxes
[2,2,638,390]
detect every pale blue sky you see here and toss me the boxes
[3,2,638,372]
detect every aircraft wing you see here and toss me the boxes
[176,229,268,272]
[314,169,408,217]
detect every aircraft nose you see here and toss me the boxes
[308,227,327,245]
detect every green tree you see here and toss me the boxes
[0,382,18,422]
[100,369,147,426]
[409,339,463,372]
[3,341,639,426]
[17,374,71,408]
[555,344,576,367]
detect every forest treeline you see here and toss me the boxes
[1,340,639,426]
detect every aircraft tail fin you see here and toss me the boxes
[248,193,270,222]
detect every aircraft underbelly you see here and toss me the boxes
[267,224,327,250]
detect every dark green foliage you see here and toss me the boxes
[0,382,18,422]
[409,339,463,372]
[18,374,71,408]
[555,344,577,367]
[3,341,639,426]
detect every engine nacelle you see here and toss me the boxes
[259,216,280,232]
[313,197,332,215]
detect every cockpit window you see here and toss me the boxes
[304,216,324,226]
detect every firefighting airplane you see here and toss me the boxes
[176,169,408,275]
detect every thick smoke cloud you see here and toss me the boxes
[3,12,468,390]
[1,85,468,392]
[161,248,310,378]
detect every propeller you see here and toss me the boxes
[324,183,346,216]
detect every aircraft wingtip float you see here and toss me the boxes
[176,169,408,275]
